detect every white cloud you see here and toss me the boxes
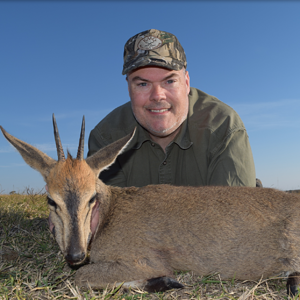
[0,148,13,153]
[34,143,88,153]
[0,163,27,168]
[37,109,113,122]
[233,99,300,131]
[233,99,299,113]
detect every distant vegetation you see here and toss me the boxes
[287,189,300,194]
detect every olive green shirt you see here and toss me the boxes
[88,87,256,187]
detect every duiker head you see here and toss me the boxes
[0,115,134,265]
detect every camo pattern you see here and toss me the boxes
[122,29,187,75]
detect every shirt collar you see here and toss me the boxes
[130,123,151,150]
[131,118,193,150]
[172,118,193,150]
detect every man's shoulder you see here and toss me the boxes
[188,87,245,132]
[90,101,137,146]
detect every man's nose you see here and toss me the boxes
[150,84,166,102]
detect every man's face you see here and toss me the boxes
[127,66,190,138]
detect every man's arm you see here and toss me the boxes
[207,129,256,187]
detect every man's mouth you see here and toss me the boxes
[148,108,170,113]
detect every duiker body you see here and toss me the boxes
[1,116,300,296]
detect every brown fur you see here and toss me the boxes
[77,185,300,286]
[1,122,300,295]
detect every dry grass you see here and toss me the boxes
[0,192,297,299]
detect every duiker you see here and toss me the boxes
[2,115,300,296]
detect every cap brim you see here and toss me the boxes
[122,56,186,75]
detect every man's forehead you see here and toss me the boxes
[128,67,184,81]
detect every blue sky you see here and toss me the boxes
[0,1,299,193]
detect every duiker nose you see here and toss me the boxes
[65,251,86,265]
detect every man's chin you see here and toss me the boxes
[148,125,180,138]
[148,119,186,137]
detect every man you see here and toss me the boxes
[88,29,257,188]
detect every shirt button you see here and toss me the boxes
[163,161,167,165]
[151,143,155,147]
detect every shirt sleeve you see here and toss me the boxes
[99,159,128,187]
[207,129,256,187]
[87,129,102,157]
[88,128,128,187]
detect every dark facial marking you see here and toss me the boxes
[64,190,86,264]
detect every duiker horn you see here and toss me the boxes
[76,116,85,161]
[52,114,65,161]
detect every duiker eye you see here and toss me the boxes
[89,195,96,205]
[47,197,57,208]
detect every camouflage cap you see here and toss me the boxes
[122,29,187,75]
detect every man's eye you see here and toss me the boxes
[138,82,147,87]
[47,197,57,208]
[167,79,174,84]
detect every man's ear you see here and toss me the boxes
[185,70,190,94]
[126,75,130,93]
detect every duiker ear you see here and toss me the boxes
[86,128,136,177]
[0,126,56,181]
